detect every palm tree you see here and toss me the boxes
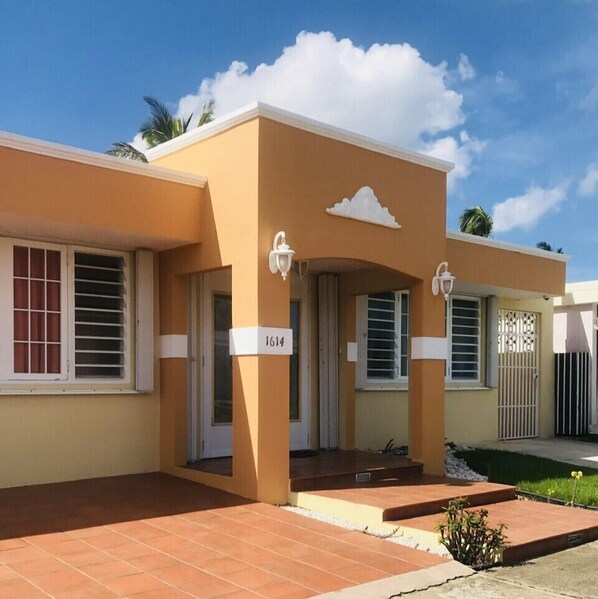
[106,97,215,161]
[105,142,149,163]
[536,241,563,253]
[458,206,493,237]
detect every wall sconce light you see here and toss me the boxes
[432,261,455,301]
[269,231,295,281]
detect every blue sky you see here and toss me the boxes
[1,0,597,281]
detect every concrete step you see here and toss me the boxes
[290,463,423,493]
[289,475,516,528]
[392,499,598,565]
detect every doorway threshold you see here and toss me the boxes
[186,457,233,477]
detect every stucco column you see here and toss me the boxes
[158,253,188,470]
[231,262,290,504]
[408,278,446,475]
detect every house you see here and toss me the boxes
[553,281,598,435]
[0,103,567,504]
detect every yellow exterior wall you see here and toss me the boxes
[445,389,498,444]
[355,391,409,450]
[0,393,159,488]
[355,389,499,450]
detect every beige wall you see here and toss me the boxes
[0,393,159,488]
[445,389,498,444]
[355,391,409,450]
[355,389,499,450]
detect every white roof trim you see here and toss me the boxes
[0,131,206,188]
[447,230,570,263]
[146,102,454,173]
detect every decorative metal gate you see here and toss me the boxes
[498,310,540,439]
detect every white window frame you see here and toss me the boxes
[68,246,132,386]
[357,291,409,388]
[0,239,69,381]
[446,295,482,384]
[0,237,132,385]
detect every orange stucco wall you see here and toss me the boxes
[151,114,566,503]
[447,238,566,296]
[0,146,202,248]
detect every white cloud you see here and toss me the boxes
[421,131,486,192]
[457,53,476,81]
[326,186,400,229]
[492,184,568,233]
[579,83,598,111]
[176,31,482,189]
[578,163,598,196]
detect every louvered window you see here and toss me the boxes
[447,296,481,381]
[74,252,126,379]
[366,291,409,381]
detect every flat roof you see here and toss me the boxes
[447,231,570,263]
[145,102,454,173]
[0,130,206,188]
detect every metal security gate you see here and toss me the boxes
[555,352,590,436]
[498,310,540,439]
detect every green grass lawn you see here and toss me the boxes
[456,448,598,507]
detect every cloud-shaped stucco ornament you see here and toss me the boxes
[326,186,401,229]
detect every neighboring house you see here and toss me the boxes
[0,103,566,504]
[554,281,598,435]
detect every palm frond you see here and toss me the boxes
[140,96,180,147]
[197,99,215,127]
[105,142,148,163]
[537,241,564,253]
[458,206,493,237]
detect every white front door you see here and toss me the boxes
[290,275,310,451]
[195,271,310,459]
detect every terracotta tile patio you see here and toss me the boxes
[0,473,447,598]
[394,498,598,565]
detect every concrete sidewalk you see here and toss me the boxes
[320,541,598,598]
[475,438,598,470]
[398,540,598,598]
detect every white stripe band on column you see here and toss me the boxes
[160,335,188,359]
[411,337,448,360]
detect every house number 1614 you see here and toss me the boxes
[265,335,285,347]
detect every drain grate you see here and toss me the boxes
[355,472,371,483]
[567,533,583,547]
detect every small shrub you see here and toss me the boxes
[436,498,507,567]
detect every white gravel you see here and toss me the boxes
[445,443,487,482]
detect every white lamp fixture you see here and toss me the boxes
[432,261,455,301]
[269,231,295,281]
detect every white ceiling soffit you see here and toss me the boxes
[326,186,401,229]
[145,102,454,173]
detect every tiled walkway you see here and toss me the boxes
[395,499,598,565]
[0,473,446,598]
